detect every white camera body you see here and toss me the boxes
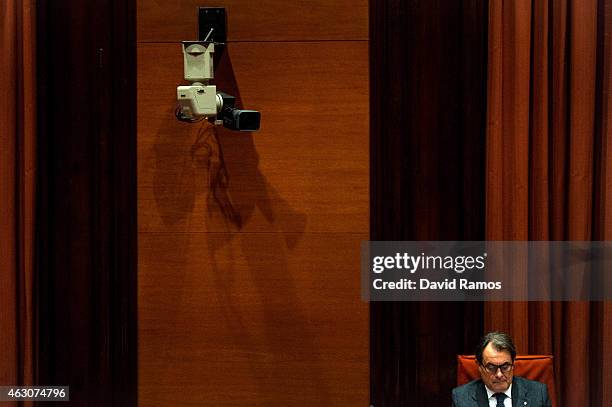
[177,83,221,117]
[177,41,220,120]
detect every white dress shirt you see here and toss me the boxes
[485,383,512,407]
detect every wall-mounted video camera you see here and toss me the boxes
[176,40,261,132]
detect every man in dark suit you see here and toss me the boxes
[452,332,552,407]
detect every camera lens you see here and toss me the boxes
[223,107,261,131]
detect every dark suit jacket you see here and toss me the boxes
[451,376,552,407]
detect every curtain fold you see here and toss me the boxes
[485,0,610,406]
[0,0,36,394]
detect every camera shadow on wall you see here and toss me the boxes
[146,45,336,405]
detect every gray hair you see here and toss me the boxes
[475,331,516,365]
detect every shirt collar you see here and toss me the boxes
[485,383,512,400]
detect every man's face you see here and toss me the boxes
[478,343,514,392]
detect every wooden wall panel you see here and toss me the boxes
[138,0,368,42]
[137,1,369,405]
[139,233,367,406]
[138,43,368,234]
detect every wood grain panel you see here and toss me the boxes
[138,232,368,406]
[138,2,368,405]
[138,42,368,234]
[137,0,368,42]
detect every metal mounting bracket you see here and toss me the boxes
[198,7,226,44]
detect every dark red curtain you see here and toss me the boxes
[484,0,611,405]
[370,0,489,405]
[0,0,36,398]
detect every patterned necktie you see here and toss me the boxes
[494,392,507,407]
